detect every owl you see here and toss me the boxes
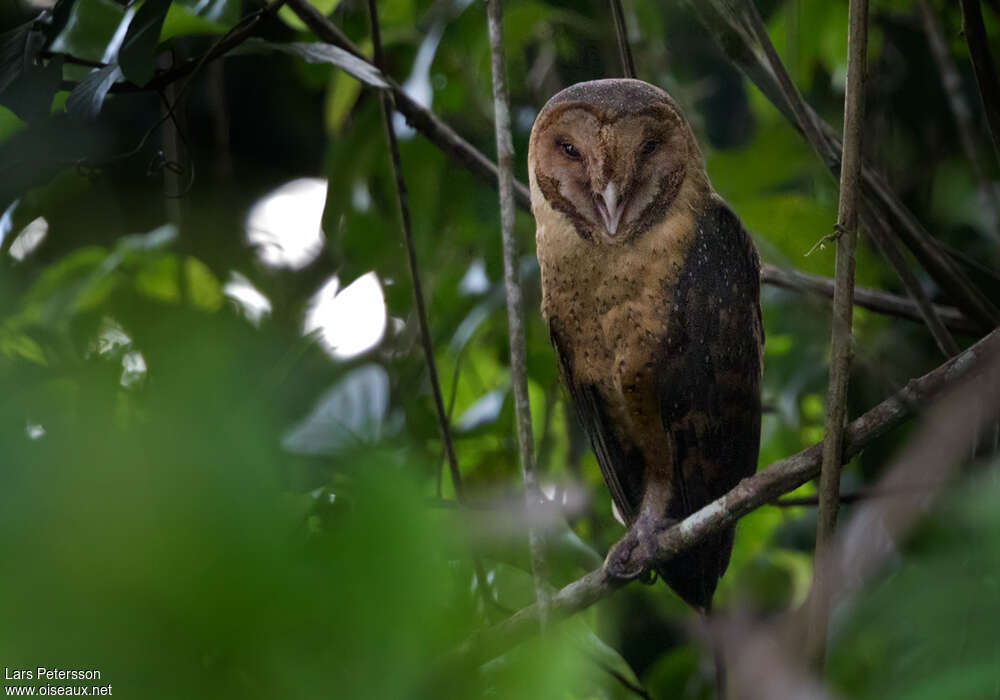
[528,79,763,611]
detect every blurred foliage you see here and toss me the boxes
[1,0,999,697]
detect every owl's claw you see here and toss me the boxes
[603,533,647,580]
[603,515,677,582]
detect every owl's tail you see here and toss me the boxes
[653,527,734,699]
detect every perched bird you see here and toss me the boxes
[528,79,763,611]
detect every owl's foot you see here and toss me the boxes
[603,516,676,581]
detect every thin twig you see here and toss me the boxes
[861,207,961,357]
[485,0,550,628]
[810,0,869,668]
[365,0,497,616]
[760,264,981,335]
[920,0,1000,245]
[441,326,1000,669]
[41,51,107,68]
[609,0,637,79]
[596,663,655,700]
[959,0,1000,164]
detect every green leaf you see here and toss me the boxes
[118,0,172,85]
[563,617,646,697]
[283,364,391,456]
[325,63,364,133]
[135,253,180,302]
[233,38,388,88]
[3,169,91,248]
[65,62,121,119]
[0,20,63,121]
[48,0,127,63]
[184,256,222,310]
[159,2,228,42]
[0,20,38,95]
[0,104,25,144]
[0,331,46,364]
[278,0,340,31]
[175,0,239,27]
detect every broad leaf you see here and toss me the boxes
[47,0,127,63]
[278,0,340,31]
[65,62,122,119]
[282,364,392,456]
[234,38,388,88]
[0,18,63,121]
[159,3,227,42]
[118,0,172,85]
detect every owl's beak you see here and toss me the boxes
[595,182,625,236]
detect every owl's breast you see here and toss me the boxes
[536,209,697,448]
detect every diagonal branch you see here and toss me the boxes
[485,0,550,626]
[811,0,869,667]
[609,0,637,79]
[760,264,981,335]
[860,207,961,357]
[920,0,1000,246]
[442,324,1000,669]
[959,0,1000,164]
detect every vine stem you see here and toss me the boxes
[959,0,1000,164]
[365,0,497,617]
[485,0,551,628]
[609,0,637,78]
[810,0,869,668]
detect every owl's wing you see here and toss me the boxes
[654,197,764,606]
[549,326,643,524]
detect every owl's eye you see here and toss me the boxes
[558,140,582,160]
[640,139,660,156]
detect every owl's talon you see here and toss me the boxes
[603,533,649,581]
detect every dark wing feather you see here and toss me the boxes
[655,198,764,608]
[549,326,644,524]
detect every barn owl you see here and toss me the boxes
[528,79,763,611]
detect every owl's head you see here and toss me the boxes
[528,79,708,244]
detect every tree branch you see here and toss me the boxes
[959,0,1000,164]
[861,206,961,356]
[442,325,1000,669]
[811,0,869,667]
[485,0,550,626]
[760,264,981,335]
